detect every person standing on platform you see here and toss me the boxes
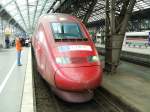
[16,36,23,66]
[5,36,10,48]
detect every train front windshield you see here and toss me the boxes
[51,23,86,40]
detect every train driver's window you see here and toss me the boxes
[63,23,81,38]
[52,23,62,33]
[51,23,63,39]
[51,23,84,39]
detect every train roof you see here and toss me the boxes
[125,31,150,36]
[38,13,80,23]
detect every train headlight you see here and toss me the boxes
[56,57,71,64]
[88,55,99,62]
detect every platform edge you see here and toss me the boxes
[21,48,35,112]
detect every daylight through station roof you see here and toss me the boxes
[0,0,150,33]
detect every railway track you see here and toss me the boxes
[32,47,140,112]
[33,70,139,112]
[97,47,150,67]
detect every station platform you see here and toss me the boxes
[102,61,150,112]
[0,46,149,112]
[0,47,33,112]
[122,46,150,55]
[97,45,150,112]
[96,44,150,55]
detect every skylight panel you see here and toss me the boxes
[4,2,16,12]
[0,0,12,6]
[133,0,150,11]
[16,0,26,7]
[28,0,37,6]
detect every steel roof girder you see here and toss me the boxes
[0,0,16,13]
[32,0,49,29]
[47,0,58,13]
[83,0,98,23]
[39,0,49,16]
[14,1,28,31]
[32,0,38,29]
[27,0,31,30]
[55,0,76,13]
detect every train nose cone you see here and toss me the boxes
[55,66,103,91]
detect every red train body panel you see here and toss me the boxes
[32,13,103,102]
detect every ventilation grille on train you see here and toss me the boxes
[70,57,87,64]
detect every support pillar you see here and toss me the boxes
[105,0,136,73]
[105,34,124,72]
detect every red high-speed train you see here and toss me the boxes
[32,13,103,103]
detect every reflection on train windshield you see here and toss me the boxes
[51,23,85,39]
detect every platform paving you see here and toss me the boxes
[102,61,150,112]
[21,48,34,112]
[0,47,29,112]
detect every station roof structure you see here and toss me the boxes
[0,0,56,34]
[88,0,150,22]
[0,0,150,33]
